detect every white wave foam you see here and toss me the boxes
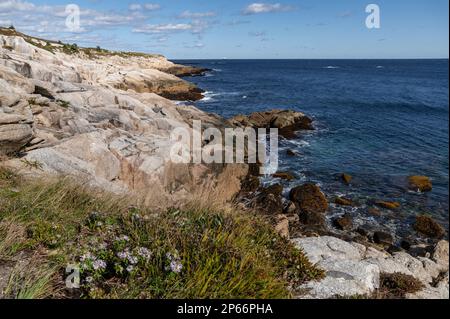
[200,91,243,102]
[324,66,340,69]
[288,140,311,148]
[199,91,216,102]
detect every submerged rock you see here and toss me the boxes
[272,171,295,181]
[368,208,382,217]
[286,149,297,156]
[375,201,401,210]
[340,173,352,185]
[408,176,433,192]
[333,214,353,231]
[334,197,354,206]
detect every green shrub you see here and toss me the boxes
[62,43,79,55]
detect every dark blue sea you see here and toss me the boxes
[176,59,449,238]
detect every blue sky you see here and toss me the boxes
[1,0,448,59]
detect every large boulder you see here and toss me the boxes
[0,98,34,155]
[293,236,449,299]
[432,240,449,268]
[0,123,33,155]
[289,184,328,227]
[229,109,314,138]
[289,184,328,213]
[292,237,380,298]
[0,64,34,94]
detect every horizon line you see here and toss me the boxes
[170,57,450,60]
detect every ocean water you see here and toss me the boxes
[175,59,449,237]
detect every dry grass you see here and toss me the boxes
[376,272,424,299]
[3,253,59,299]
[335,272,426,299]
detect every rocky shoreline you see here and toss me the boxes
[1,28,448,299]
[230,110,448,299]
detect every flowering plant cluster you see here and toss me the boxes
[74,211,184,293]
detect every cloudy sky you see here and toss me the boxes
[1,0,448,59]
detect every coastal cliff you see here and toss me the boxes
[0,27,246,209]
[0,28,448,300]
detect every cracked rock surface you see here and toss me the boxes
[293,236,449,299]
[0,32,247,209]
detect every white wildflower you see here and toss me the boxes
[137,247,152,260]
[170,260,183,273]
[127,255,138,265]
[92,259,107,270]
[117,251,128,259]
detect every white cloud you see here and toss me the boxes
[129,3,160,11]
[128,4,141,11]
[0,0,151,34]
[133,19,215,35]
[0,0,35,12]
[143,3,161,11]
[184,41,204,49]
[242,3,293,15]
[178,10,216,19]
[133,23,193,34]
